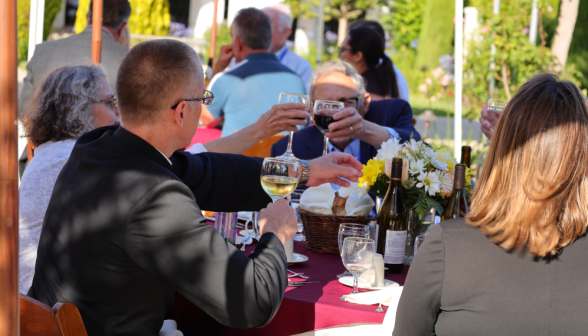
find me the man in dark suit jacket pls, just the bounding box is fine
[272,61,420,164]
[29,40,363,336]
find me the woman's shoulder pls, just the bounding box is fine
[437,217,490,242]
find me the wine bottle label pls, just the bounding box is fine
[384,230,407,264]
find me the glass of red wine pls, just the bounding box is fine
[277,93,310,161]
[312,100,345,156]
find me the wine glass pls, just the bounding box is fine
[277,93,310,161]
[487,99,507,133]
[337,223,370,278]
[260,157,301,202]
[289,191,305,241]
[340,237,375,295]
[313,100,345,156]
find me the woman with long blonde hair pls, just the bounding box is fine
[393,73,588,335]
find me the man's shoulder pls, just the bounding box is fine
[369,98,410,112]
[284,51,311,70]
[227,56,298,80]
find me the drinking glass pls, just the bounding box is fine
[313,100,345,156]
[289,191,305,241]
[260,157,301,202]
[414,235,426,256]
[337,223,370,278]
[277,93,310,161]
[341,237,375,295]
[487,99,507,133]
[244,212,260,240]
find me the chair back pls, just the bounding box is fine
[20,294,88,336]
[242,134,286,158]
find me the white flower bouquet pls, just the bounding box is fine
[358,138,474,219]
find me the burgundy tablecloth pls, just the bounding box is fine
[169,238,409,336]
[189,128,222,148]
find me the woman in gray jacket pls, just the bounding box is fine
[394,73,588,335]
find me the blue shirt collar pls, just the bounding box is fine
[244,52,279,62]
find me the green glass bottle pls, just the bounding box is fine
[376,157,408,274]
[441,164,470,221]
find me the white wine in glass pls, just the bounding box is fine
[260,157,301,202]
[277,93,310,161]
[313,100,345,156]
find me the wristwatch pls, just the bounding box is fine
[299,160,311,186]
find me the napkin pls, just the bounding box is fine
[344,183,375,216]
[159,320,183,336]
[300,183,336,215]
[358,254,384,287]
[342,286,401,306]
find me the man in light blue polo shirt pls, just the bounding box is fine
[203,7,306,137]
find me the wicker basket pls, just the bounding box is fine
[296,208,372,254]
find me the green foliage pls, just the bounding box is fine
[74,0,90,33]
[302,43,339,69]
[204,23,231,62]
[461,0,579,120]
[415,0,454,69]
[283,0,382,21]
[43,0,62,40]
[384,0,424,50]
[567,0,588,89]
[17,0,30,62]
[128,0,171,35]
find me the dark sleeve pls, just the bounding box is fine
[170,151,272,212]
[393,224,444,336]
[125,180,288,329]
[392,102,421,143]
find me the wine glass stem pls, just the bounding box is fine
[286,131,294,155]
[352,274,359,294]
[323,136,329,156]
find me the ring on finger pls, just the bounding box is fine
[350,125,353,132]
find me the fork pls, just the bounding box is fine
[287,269,309,279]
[375,303,385,313]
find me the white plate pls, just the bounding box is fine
[239,229,256,237]
[288,253,308,264]
[338,276,399,290]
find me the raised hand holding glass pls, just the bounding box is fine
[260,157,301,202]
[313,100,345,156]
[277,93,310,160]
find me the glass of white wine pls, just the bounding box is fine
[341,237,375,295]
[260,157,301,202]
[313,100,345,156]
[277,93,310,161]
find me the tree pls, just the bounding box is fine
[566,0,587,88]
[550,0,579,67]
[415,0,454,70]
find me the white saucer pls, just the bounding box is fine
[239,229,256,237]
[338,276,398,290]
[287,253,308,264]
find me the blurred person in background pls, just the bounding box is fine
[344,20,410,102]
[200,7,306,136]
[394,74,588,335]
[271,61,419,163]
[19,65,119,294]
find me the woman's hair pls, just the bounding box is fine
[467,73,588,257]
[24,65,105,147]
[347,27,399,99]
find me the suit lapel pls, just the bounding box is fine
[300,126,325,159]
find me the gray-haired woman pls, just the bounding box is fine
[19,65,119,293]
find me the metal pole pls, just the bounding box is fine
[454,0,464,159]
[529,0,538,45]
[0,0,20,332]
[209,0,219,66]
[316,0,325,65]
[91,0,103,64]
[488,0,500,98]
[27,0,45,61]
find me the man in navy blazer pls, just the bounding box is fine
[272,61,420,164]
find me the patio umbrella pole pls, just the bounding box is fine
[0,0,20,333]
[91,0,103,64]
[454,0,464,159]
[208,0,219,66]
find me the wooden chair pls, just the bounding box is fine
[20,294,88,336]
[242,134,287,158]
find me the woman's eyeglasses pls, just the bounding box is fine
[98,96,117,110]
[171,90,214,109]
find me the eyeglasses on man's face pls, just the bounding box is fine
[338,94,364,109]
[171,90,214,109]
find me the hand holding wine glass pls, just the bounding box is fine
[260,157,301,202]
[313,100,345,156]
[277,93,310,160]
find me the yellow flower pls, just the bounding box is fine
[465,167,475,186]
[358,159,385,188]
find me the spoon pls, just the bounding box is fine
[240,236,252,251]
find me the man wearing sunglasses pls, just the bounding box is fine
[271,60,420,165]
[29,39,364,336]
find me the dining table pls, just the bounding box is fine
[168,225,409,336]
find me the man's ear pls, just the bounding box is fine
[361,92,372,116]
[116,22,128,41]
[173,101,186,128]
[235,36,244,52]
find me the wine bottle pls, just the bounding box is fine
[461,146,472,168]
[376,157,408,274]
[441,164,470,221]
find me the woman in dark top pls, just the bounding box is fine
[339,27,399,100]
[394,73,588,335]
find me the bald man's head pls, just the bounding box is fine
[116,39,203,126]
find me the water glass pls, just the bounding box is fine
[337,223,370,278]
[341,237,375,295]
[414,235,426,256]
